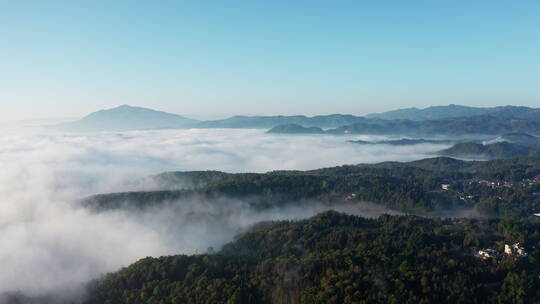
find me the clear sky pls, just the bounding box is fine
[1,1,539,122]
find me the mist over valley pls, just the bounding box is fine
[0,126,448,296]
[3,2,540,301]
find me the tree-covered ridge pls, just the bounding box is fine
[434,133,540,160]
[84,211,540,304]
[81,157,540,218]
[439,141,540,159]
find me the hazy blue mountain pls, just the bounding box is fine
[327,115,540,136]
[366,104,540,121]
[197,114,367,129]
[52,105,199,131]
[266,124,324,134]
[268,115,540,136]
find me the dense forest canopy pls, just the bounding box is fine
[84,211,540,304]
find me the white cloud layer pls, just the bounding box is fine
[0,127,450,295]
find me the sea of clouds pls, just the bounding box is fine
[0,126,451,297]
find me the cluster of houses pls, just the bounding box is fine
[440,184,475,201]
[522,175,540,186]
[477,248,499,260]
[441,174,540,202]
[475,176,540,189]
[441,175,540,192]
[476,180,514,189]
[449,176,540,191]
[476,243,527,260]
[505,243,527,257]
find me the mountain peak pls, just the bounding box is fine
[101,104,153,112]
[54,105,198,131]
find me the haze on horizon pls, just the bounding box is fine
[2,1,540,123]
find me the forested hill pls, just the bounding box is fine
[84,211,540,304]
[439,142,540,159]
[81,157,540,218]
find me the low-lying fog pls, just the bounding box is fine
[0,127,449,296]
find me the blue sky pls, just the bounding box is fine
[1,1,539,121]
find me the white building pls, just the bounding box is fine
[477,248,498,260]
[505,243,527,258]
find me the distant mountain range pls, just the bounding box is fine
[52,105,368,131]
[366,104,540,121]
[198,114,366,129]
[269,116,540,136]
[52,104,540,133]
[335,115,540,136]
